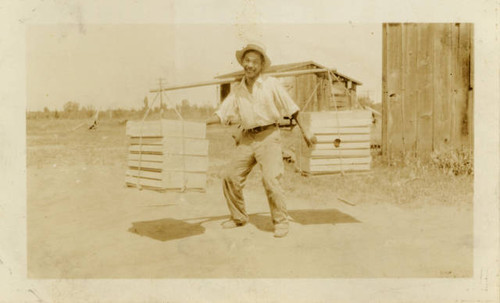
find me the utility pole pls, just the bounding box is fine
[158,78,165,117]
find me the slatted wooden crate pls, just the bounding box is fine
[296,110,372,174]
[125,119,209,191]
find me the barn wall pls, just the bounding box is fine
[382,23,473,160]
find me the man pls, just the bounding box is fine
[206,43,315,238]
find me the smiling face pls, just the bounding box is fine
[242,50,264,81]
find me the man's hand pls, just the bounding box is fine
[291,111,317,148]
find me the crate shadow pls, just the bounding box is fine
[249,208,361,233]
[129,218,205,242]
[129,215,228,242]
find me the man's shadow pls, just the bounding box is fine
[129,209,360,242]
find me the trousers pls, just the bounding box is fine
[222,126,288,226]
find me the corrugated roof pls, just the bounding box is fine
[215,60,362,85]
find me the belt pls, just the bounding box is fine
[244,123,278,134]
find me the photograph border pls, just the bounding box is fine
[1,1,498,302]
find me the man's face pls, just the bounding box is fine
[242,51,263,80]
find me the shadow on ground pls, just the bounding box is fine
[289,209,360,225]
[129,215,227,242]
[250,208,361,233]
[129,218,206,242]
[129,208,359,241]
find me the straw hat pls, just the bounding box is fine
[235,42,271,70]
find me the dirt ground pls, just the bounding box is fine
[26,119,473,278]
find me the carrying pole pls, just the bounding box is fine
[149,68,331,93]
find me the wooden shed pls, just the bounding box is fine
[215,61,362,111]
[382,23,474,160]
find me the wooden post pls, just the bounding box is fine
[159,78,164,117]
[430,24,436,153]
[401,23,406,158]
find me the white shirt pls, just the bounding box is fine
[215,75,300,129]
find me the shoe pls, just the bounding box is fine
[221,220,246,229]
[274,226,289,238]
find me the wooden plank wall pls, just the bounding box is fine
[331,82,350,110]
[279,76,298,104]
[382,23,473,160]
[316,77,330,111]
[296,74,318,110]
[382,24,388,156]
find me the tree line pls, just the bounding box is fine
[27,98,216,121]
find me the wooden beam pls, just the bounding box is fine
[149,68,331,93]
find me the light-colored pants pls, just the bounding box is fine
[222,127,288,227]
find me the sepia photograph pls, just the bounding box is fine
[1,1,499,302]
[26,23,474,279]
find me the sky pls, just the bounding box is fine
[27,23,381,111]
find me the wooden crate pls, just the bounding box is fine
[297,110,372,175]
[125,119,209,191]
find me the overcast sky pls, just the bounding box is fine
[27,23,381,111]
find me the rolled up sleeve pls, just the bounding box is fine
[215,94,239,125]
[272,78,300,117]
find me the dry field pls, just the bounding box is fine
[27,118,473,278]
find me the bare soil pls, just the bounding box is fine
[27,119,473,278]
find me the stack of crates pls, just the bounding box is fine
[125,119,209,191]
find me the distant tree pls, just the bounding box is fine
[43,107,50,118]
[82,105,96,118]
[180,99,190,109]
[62,101,80,118]
[111,108,126,119]
[63,101,80,112]
[178,99,192,117]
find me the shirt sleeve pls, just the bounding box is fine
[214,93,239,125]
[271,77,300,117]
